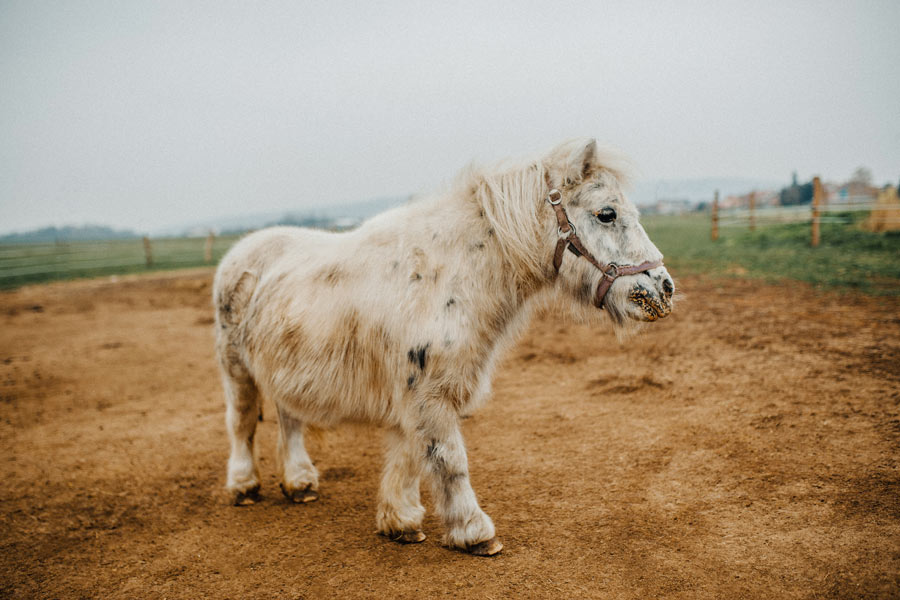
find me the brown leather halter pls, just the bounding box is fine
[546,188,663,309]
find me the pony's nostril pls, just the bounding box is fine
[662,278,674,296]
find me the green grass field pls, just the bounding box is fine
[642,212,900,295]
[1,215,898,294]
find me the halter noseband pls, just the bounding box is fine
[546,188,663,309]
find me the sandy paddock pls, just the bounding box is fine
[1,270,898,599]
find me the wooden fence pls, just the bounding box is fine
[711,183,900,246]
[0,232,238,289]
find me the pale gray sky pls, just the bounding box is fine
[1,0,898,234]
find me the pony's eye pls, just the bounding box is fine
[595,207,617,223]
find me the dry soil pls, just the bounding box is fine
[1,270,898,599]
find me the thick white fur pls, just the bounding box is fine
[213,138,672,550]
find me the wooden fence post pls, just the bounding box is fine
[711,190,719,241]
[204,231,215,263]
[142,236,153,267]
[811,176,822,247]
[748,191,756,231]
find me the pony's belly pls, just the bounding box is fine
[255,361,400,428]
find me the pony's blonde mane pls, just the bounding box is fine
[466,160,546,276]
[455,141,634,277]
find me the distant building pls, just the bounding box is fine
[646,198,694,215]
[817,168,879,205]
[722,189,779,209]
[828,180,878,205]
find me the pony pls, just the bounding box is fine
[212,138,674,555]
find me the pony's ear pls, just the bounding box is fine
[575,138,597,179]
[544,138,598,188]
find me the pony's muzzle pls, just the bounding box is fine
[628,286,668,321]
[627,269,674,321]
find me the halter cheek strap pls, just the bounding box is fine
[546,188,663,309]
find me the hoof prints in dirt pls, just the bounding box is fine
[322,467,356,481]
[518,350,578,364]
[587,374,667,395]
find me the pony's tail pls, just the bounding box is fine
[215,270,258,330]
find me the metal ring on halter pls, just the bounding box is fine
[547,189,562,205]
[557,222,575,238]
[604,263,619,278]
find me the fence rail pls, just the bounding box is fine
[0,233,241,289]
[719,203,899,222]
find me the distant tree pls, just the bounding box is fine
[779,176,813,206]
[850,167,873,186]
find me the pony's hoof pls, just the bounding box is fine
[384,530,427,544]
[231,484,261,506]
[280,482,319,503]
[465,536,503,556]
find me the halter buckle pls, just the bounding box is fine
[547,189,562,205]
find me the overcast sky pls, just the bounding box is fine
[1,0,898,234]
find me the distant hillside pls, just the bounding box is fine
[0,181,789,243]
[164,195,409,236]
[164,182,784,236]
[629,177,785,206]
[0,225,139,244]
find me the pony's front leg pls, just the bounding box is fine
[376,428,426,544]
[418,408,502,556]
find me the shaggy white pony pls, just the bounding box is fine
[213,139,674,555]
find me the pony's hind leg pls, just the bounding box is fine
[222,372,262,505]
[376,428,426,544]
[277,405,319,503]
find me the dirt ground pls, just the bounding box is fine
[1,269,898,599]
